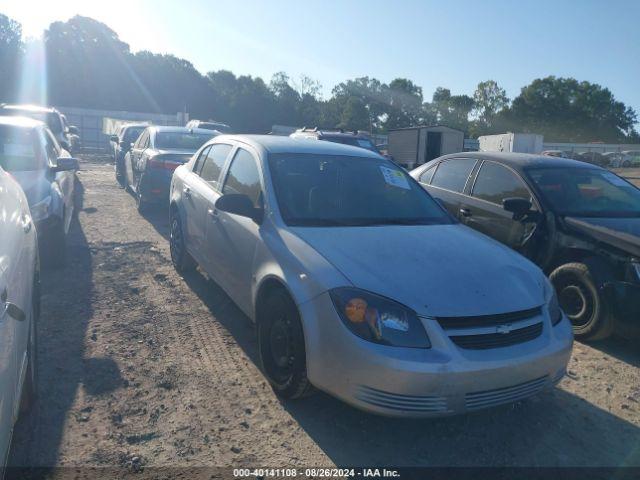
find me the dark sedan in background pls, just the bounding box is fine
[110,123,147,187]
[411,152,640,341]
[123,126,218,211]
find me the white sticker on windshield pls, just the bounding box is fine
[3,143,32,157]
[602,172,630,187]
[380,166,410,190]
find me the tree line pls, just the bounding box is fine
[0,14,637,142]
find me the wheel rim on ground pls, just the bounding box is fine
[262,309,296,386]
[559,283,593,327]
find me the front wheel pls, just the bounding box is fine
[550,261,615,340]
[42,220,67,269]
[257,289,313,399]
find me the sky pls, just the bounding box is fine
[3,0,640,115]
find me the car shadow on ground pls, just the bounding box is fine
[588,336,640,368]
[174,267,640,467]
[7,177,122,471]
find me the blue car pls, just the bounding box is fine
[123,126,218,211]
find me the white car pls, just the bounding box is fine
[0,116,78,268]
[0,166,39,469]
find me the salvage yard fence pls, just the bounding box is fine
[57,106,188,153]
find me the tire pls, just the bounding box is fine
[170,212,196,273]
[115,157,125,188]
[623,160,631,168]
[42,220,67,269]
[257,289,313,399]
[550,260,615,340]
[20,270,39,413]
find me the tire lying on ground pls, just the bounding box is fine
[550,258,615,341]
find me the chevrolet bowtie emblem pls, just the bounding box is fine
[496,324,513,334]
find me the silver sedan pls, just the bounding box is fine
[169,135,573,417]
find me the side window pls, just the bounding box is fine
[193,145,212,174]
[418,165,437,184]
[472,162,532,205]
[134,130,146,149]
[222,148,262,207]
[39,129,58,163]
[143,132,151,149]
[431,158,477,193]
[199,144,233,189]
[45,129,61,156]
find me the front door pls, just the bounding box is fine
[206,147,263,316]
[461,160,537,250]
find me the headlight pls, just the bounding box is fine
[31,195,52,222]
[329,287,431,348]
[544,279,563,326]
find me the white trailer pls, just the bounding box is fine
[478,133,544,154]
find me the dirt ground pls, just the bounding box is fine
[6,156,640,475]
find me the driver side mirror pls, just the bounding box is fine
[503,197,533,221]
[215,193,263,224]
[53,156,79,172]
[110,135,119,143]
[68,126,79,135]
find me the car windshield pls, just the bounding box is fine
[268,153,452,226]
[0,126,41,171]
[4,109,63,134]
[155,132,213,150]
[528,167,640,217]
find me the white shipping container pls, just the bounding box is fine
[479,133,544,154]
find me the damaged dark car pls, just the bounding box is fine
[411,152,640,340]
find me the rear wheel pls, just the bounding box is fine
[550,260,615,340]
[623,160,631,168]
[257,289,313,399]
[170,212,195,273]
[115,158,125,188]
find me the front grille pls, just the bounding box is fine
[436,307,542,329]
[450,322,543,349]
[466,376,548,411]
[356,386,448,413]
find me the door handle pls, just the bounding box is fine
[22,214,32,233]
[183,187,191,198]
[459,208,472,217]
[207,208,219,221]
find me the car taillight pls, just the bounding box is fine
[148,158,164,169]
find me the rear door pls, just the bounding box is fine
[461,160,538,249]
[42,128,75,232]
[185,143,233,271]
[423,158,478,217]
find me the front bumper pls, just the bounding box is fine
[299,292,573,417]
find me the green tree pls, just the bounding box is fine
[384,78,423,130]
[506,76,637,142]
[0,14,23,102]
[472,80,509,130]
[430,87,474,132]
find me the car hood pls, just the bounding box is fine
[564,216,640,257]
[291,224,545,317]
[10,170,50,205]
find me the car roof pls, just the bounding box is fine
[216,134,382,158]
[0,115,44,129]
[1,104,58,114]
[433,151,601,172]
[147,126,217,135]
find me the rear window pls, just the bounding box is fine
[123,127,145,144]
[3,109,63,134]
[155,132,214,150]
[0,126,42,171]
